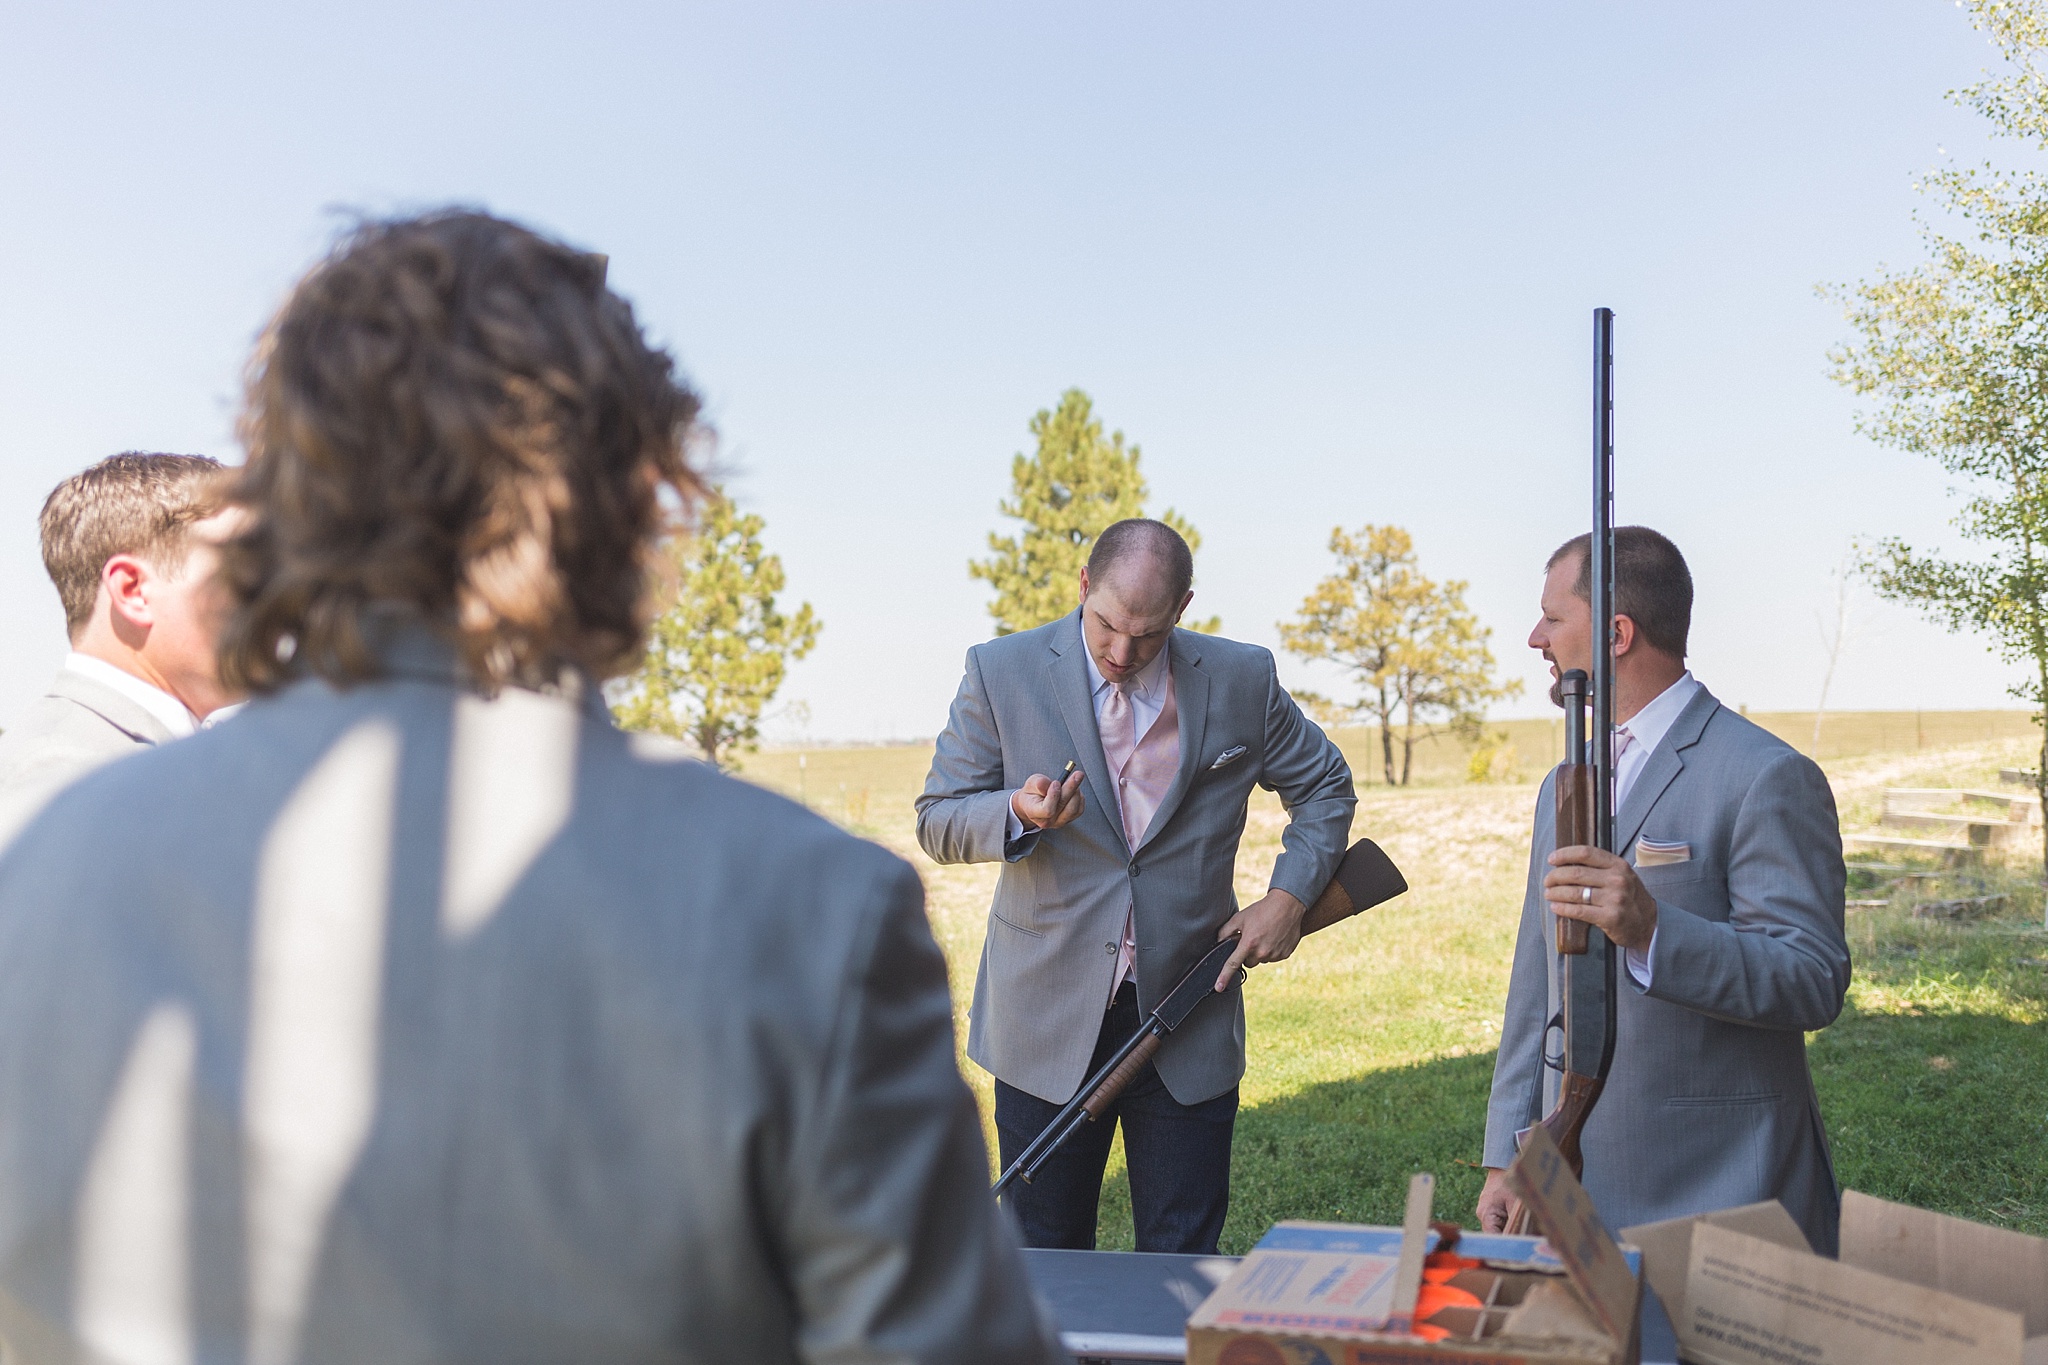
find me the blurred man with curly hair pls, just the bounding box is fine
[0,211,1058,1365]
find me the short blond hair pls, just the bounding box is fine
[221,210,703,693]
[39,453,226,634]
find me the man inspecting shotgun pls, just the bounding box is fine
[918,518,1355,1255]
[1478,527,1852,1254]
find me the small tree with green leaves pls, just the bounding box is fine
[1827,0,2048,879]
[612,489,820,770]
[970,388,1218,634]
[1279,524,1519,786]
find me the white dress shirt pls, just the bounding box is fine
[1612,670,1700,987]
[62,652,197,738]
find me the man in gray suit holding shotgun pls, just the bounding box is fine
[919,519,1355,1255]
[1477,527,1850,1254]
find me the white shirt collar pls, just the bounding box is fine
[62,652,198,739]
[1617,670,1700,758]
[1081,630,1170,701]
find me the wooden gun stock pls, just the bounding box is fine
[1300,838,1408,936]
[1503,1070,1606,1236]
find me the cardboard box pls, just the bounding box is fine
[1624,1191,2048,1365]
[1185,1128,1642,1364]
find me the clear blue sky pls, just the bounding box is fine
[0,2,2024,740]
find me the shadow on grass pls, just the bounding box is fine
[1091,999,2048,1252]
[1093,1051,1499,1256]
[1090,893,2048,1253]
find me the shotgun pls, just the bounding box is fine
[1507,308,1620,1234]
[992,837,1408,1200]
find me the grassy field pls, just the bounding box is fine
[1324,708,2039,787]
[740,710,2048,1253]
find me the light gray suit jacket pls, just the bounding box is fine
[916,611,1355,1106]
[0,669,175,840]
[0,636,1059,1365]
[1483,687,1851,1254]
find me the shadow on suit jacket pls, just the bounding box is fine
[0,633,1061,1365]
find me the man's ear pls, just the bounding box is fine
[1174,589,1193,625]
[1611,613,1639,658]
[1077,566,1092,605]
[102,554,154,630]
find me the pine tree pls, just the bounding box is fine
[612,489,820,770]
[969,389,1216,634]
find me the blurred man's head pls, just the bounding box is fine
[220,210,704,694]
[40,452,240,717]
[1530,525,1692,709]
[1077,518,1195,684]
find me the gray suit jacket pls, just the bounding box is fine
[0,637,1059,1365]
[0,670,175,839]
[916,611,1355,1106]
[1483,687,1851,1254]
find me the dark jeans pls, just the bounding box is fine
[995,982,1238,1254]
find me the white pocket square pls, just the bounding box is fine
[1634,838,1691,867]
[1208,745,1248,771]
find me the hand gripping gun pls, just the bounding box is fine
[991,838,1409,1200]
[1507,308,1620,1234]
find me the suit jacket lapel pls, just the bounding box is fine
[1614,686,1721,855]
[1047,612,1127,854]
[47,670,176,745]
[1134,631,1209,856]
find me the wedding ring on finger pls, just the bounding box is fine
[1581,886,1592,905]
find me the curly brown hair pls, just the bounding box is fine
[221,210,704,693]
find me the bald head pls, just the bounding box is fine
[1077,519,1195,685]
[1086,519,1193,615]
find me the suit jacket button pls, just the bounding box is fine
[1105,942,1116,953]
[1130,863,1141,877]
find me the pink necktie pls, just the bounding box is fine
[1100,678,1179,999]
[1611,727,1634,811]
[1100,686,1136,826]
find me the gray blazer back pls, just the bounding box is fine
[1483,687,1851,1253]
[0,643,1058,1364]
[916,612,1354,1106]
[0,670,175,840]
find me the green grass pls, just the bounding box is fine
[1814,884,2048,1230]
[735,715,2048,1252]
